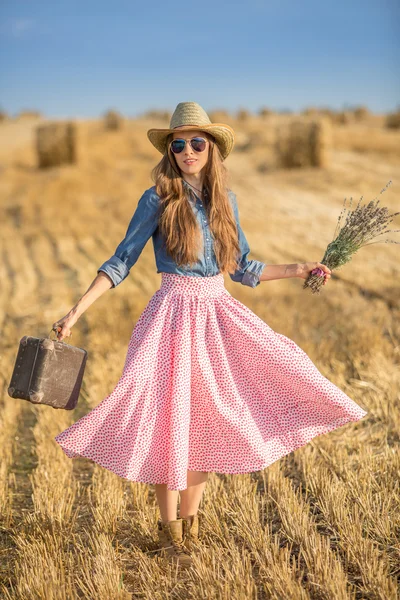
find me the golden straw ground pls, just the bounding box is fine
[0,111,399,598]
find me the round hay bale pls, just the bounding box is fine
[0,110,8,123]
[142,109,170,120]
[17,110,42,119]
[333,110,353,125]
[208,110,231,122]
[103,109,123,130]
[36,121,77,169]
[302,108,337,122]
[275,118,332,169]
[233,131,252,152]
[386,110,400,129]
[258,107,273,117]
[320,109,339,123]
[237,108,250,121]
[309,118,332,167]
[353,105,370,121]
[302,107,319,117]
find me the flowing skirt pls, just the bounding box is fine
[54,272,368,490]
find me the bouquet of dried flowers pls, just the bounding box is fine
[303,180,400,294]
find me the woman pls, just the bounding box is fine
[53,101,368,569]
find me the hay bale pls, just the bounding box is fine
[208,110,231,121]
[237,108,250,121]
[386,110,400,129]
[159,110,171,121]
[233,131,252,152]
[333,110,353,125]
[353,105,370,121]
[141,109,170,121]
[0,110,8,122]
[36,121,77,169]
[236,128,271,152]
[302,107,320,117]
[17,110,42,119]
[275,118,332,168]
[103,109,123,130]
[320,109,339,122]
[302,108,338,123]
[258,107,273,117]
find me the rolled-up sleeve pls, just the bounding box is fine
[228,191,266,288]
[97,188,160,288]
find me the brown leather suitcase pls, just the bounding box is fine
[8,328,88,410]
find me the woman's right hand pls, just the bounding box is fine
[52,308,80,341]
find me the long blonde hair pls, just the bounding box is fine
[150,131,242,275]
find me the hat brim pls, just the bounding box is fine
[147,123,235,161]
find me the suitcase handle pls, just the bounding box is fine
[49,326,73,342]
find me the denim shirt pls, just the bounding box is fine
[97,182,266,288]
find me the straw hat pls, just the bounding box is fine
[147,101,235,161]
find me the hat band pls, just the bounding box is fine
[173,124,205,129]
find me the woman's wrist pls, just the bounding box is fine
[260,263,300,282]
[285,263,301,279]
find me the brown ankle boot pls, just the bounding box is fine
[181,514,200,552]
[157,518,193,568]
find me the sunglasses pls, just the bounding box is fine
[170,137,209,154]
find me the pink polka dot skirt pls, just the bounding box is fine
[54,272,368,491]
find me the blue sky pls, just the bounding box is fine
[0,0,399,118]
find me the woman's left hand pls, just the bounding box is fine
[297,262,332,285]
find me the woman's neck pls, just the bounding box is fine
[182,174,204,193]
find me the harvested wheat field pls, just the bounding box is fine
[0,110,399,599]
